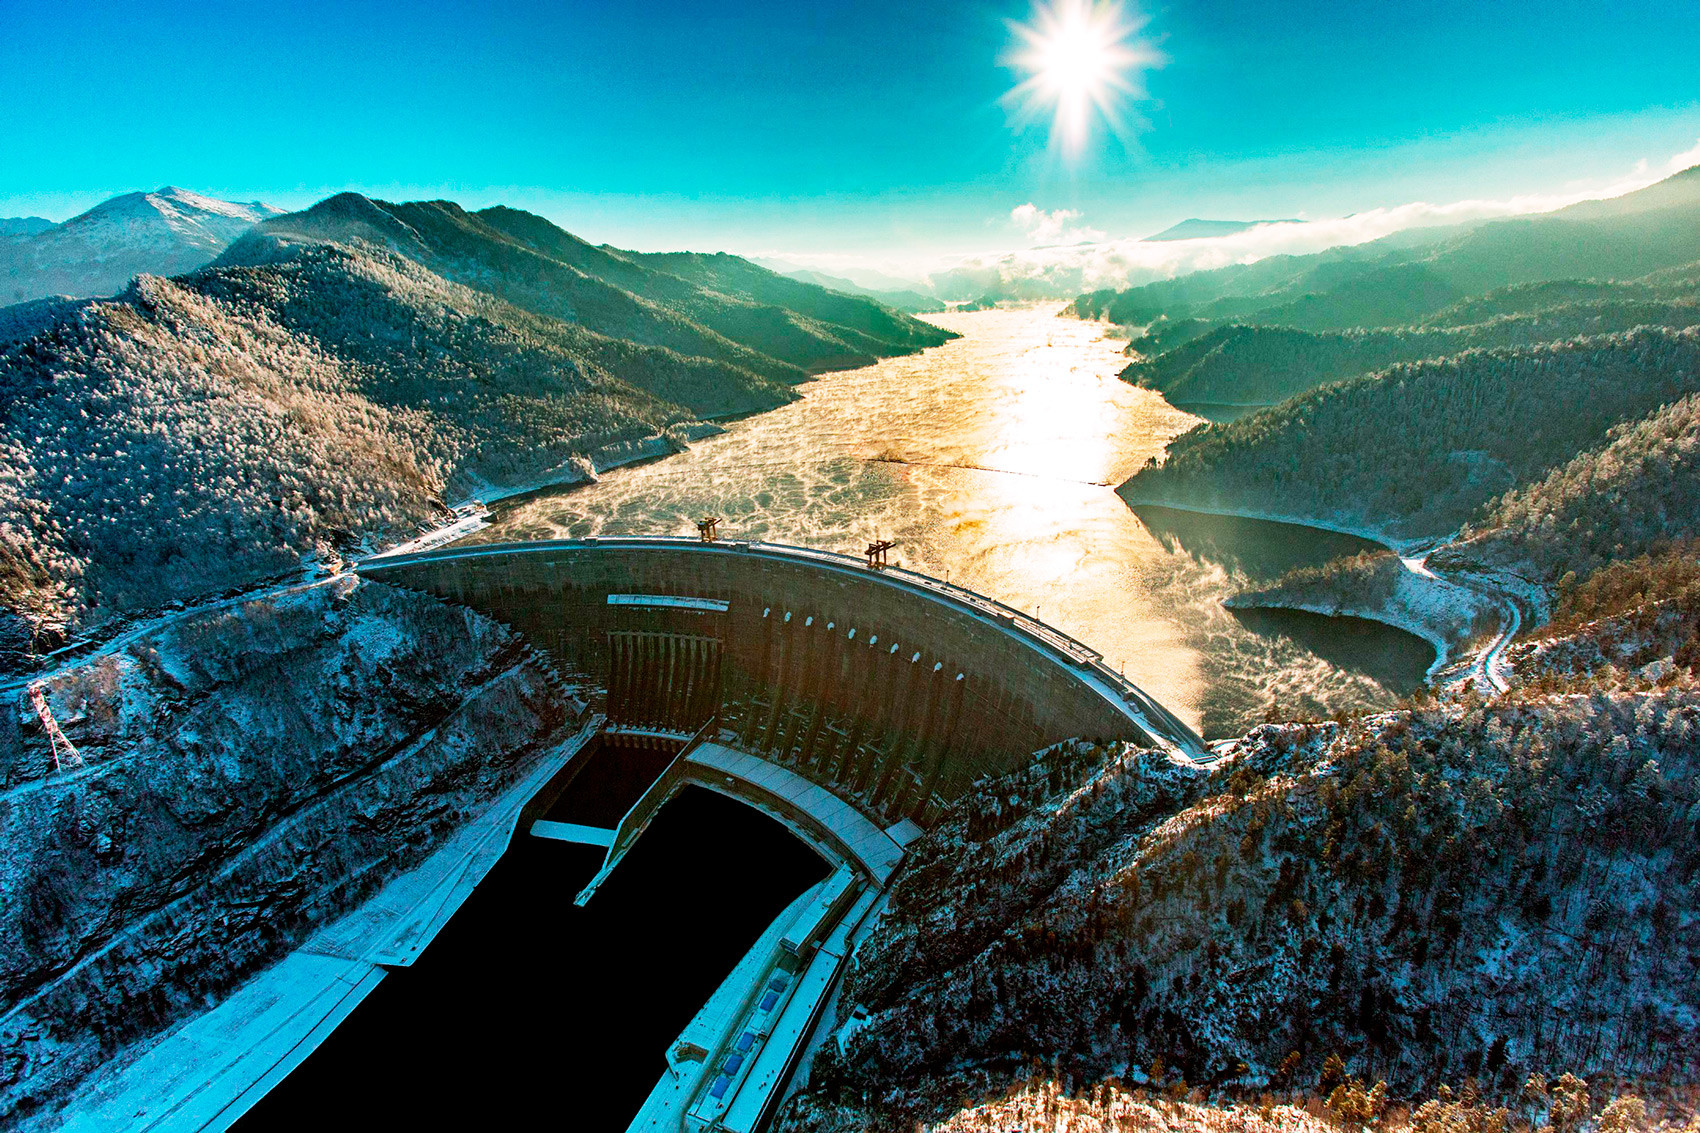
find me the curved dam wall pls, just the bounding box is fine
[363,538,1197,822]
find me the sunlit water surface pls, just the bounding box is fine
[477,307,1431,738]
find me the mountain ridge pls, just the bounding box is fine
[0,192,956,647]
[1073,166,1700,327]
[1142,217,1305,242]
[239,194,954,381]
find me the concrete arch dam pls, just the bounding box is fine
[362,537,1204,824]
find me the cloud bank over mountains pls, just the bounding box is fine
[757,139,1700,302]
[931,141,1700,298]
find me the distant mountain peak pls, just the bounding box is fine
[1142,217,1303,242]
[2,186,285,304]
[0,216,53,238]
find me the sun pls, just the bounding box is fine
[1005,0,1159,156]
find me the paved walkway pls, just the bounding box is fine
[684,743,909,885]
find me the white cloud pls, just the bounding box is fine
[1010,203,1105,245]
[1668,136,1700,173]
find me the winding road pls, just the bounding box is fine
[1402,548,1520,695]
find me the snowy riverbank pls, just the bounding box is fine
[1224,553,1499,679]
[1122,495,1524,687]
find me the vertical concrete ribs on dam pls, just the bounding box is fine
[607,630,723,734]
[359,539,1186,823]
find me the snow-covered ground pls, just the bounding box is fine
[2,580,587,1122]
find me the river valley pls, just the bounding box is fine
[477,306,1433,739]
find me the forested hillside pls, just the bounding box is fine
[244,194,953,380]
[1118,328,1700,541]
[0,192,958,656]
[1449,392,1700,584]
[783,686,1700,1130]
[1506,545,1700,695]
[0,296,88,346]
[478,206,951,352]
[0,240,752,643]
[1418,277,1685,326]
[1124,297,1700,406]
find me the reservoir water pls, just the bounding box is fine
[478,306,1432,739]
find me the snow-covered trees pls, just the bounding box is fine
[1458,394,1700,583]
[0,242,773,643]
[799,688,1700,1129]
[0,196,957,650]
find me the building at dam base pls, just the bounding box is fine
[618,743,922,1133]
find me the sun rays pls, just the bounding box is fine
[1004,0,1163,157]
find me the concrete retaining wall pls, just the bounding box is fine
[363,539,1176,821]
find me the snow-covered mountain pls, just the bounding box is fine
[1141,216,1304,241]
[0,186,282,304]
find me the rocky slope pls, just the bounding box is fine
[0,577,582,1121]
[0,187,281,305]
[782,683,1699,1130]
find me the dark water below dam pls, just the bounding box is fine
[545,737,681,826]
[233,787,828,1131]
[474,307,1436,739]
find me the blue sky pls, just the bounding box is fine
[3,0,1698,271]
